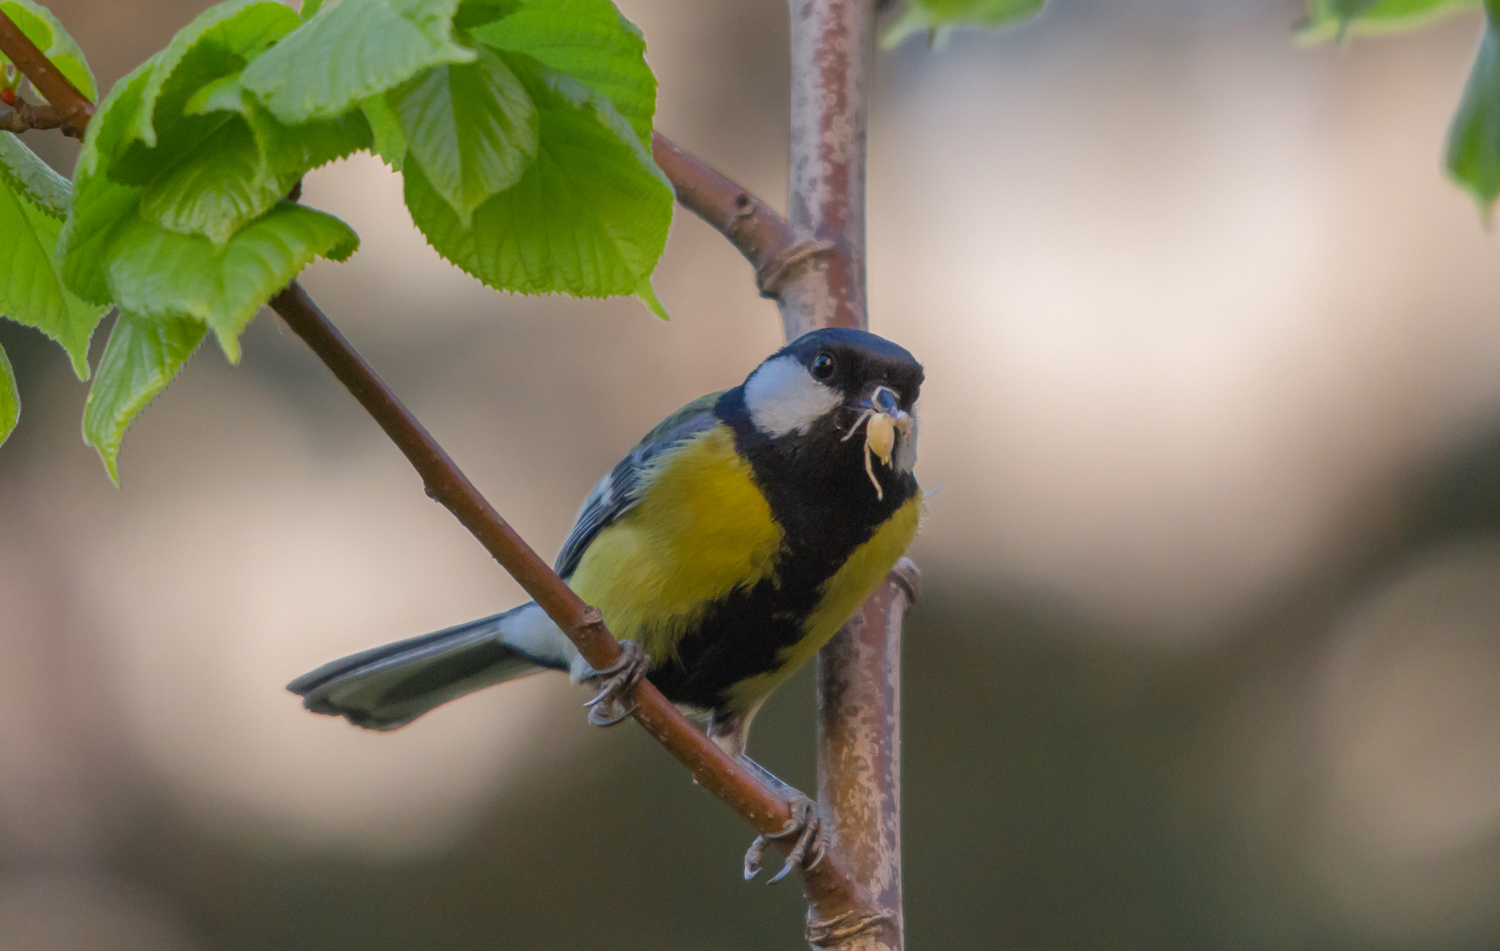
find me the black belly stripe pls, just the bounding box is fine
[640,386,918,714]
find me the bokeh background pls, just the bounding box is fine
[4,0,1500,947]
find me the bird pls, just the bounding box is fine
[288,326,923,880]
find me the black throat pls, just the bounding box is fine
[715,386,917,578]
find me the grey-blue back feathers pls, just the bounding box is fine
[553,391,725,579]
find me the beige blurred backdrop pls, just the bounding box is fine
[3,0,1500,948]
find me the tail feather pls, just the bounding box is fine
[289,603,570,730]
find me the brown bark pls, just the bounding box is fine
[0,9,92,135]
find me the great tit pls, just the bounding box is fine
[290,327,923,775]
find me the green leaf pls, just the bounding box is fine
[392,44,537,225]
[0,135,108,378]
[0,0,97,102]
[241,0,476,124]
[301,0,325,19]
[136,114,291,243]
[453,0,523,29]
[0,342,17,448]
[404,57,671,299]
[188,73,372,182]
[82,310,205,484]
[118,0,301,154]
[362,94,407,169]
[1447,1,1500,215]
[97,1,303,242]
[1298,0,1479,41]
[0,126,69,215]
[634,276,668,320]
[882,0,1045,47]
[61,59,154,305]
[473,0,655,145]
[103,202,358,362]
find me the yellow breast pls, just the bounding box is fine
[566,424,784,659]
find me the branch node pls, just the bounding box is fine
[890,556,920,604]
[805,908,897,947]
[574,606,606,636]
[0,96,77,137]
[755,239,838,299]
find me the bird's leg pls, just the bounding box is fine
[736,754,827,884]
[581,640,651,727]
[709,715,827,885]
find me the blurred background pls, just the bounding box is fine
[4,0,1500,947]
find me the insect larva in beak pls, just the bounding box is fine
[861,412,901,500]
[866,412,897,465]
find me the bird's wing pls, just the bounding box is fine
[554,390,728,579]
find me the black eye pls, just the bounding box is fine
[811,352,836,381]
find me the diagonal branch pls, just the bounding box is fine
[265,284,882,926]
[0,9,92,135]
[0,11,885,931]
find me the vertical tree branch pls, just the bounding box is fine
[813,559,917,949]
[784,3,909,950]
[781,0,872,340]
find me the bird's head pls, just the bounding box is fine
[741,328,923,499]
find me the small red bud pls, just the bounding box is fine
[0,88,16,106]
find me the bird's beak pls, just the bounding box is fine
[861,385,911,467]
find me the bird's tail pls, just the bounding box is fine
[288,602,573,730]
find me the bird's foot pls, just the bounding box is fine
[743,793,827,885]
[582,640,651,727]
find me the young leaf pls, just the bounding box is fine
[362,94,407,169]
[99,1,304,241]
[882,0,1045,47]
[188,72,373,184]
[391,44,537,225]
[0,341,17,448]
[1447,0,1500,215]
[82,310,206,483]
[136,114,291,243]
[103,203,359,363]
[473,0,655,145]
[61,59,154,305]
[117,0,301,154]
[0,135,107,378]
[1298,0,1478,41]
[404,58,671,300]
[240,0,476,125]
[0,0,97,102]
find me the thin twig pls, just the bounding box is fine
[0,95,71,135]
[650,132,840,299]
[0,9,93,135]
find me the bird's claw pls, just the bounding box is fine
[743,796,826,885]
[582,640,650,727]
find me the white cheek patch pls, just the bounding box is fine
[744,355,842,437]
